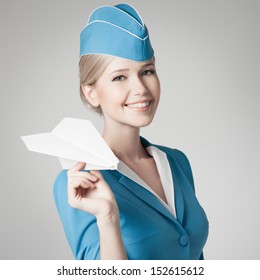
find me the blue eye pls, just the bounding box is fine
[112,75,126,82]
[142,69,155,76]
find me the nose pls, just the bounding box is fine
[131,76,148,96]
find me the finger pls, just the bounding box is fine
[69,175,96,188]
[67,162,86,175]
[68,179,93,206]
[76,186,87,198]
[69,171,98,182]
[68,177,95,189]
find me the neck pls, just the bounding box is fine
[102,120,149,163]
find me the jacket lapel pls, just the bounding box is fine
[141,136,185,224]
[166,154,185,224]
[118,174,177,224]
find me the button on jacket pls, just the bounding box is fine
[53,137,209,260]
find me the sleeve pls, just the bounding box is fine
[53,170,101,259]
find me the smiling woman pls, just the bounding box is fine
[53,3,209,260]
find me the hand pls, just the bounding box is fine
[67,162,119,223]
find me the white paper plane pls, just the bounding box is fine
[21,117,119,170]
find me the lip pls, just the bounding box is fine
[124,99,152,112]
[124,99,151,106]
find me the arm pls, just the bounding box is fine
[97,212,127,260]
[67,162,127,260]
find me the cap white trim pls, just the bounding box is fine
[86,20,149,41]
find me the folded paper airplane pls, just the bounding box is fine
[21,117,119,170]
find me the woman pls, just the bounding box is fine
[53,3,209,260]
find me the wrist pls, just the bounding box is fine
[96,206,120,228]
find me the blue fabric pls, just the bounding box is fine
[80,4,154,61]
[53,137,209,260]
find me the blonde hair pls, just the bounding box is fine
[79,54,115,114]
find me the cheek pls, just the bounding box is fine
[151,79,161,99]
[97,87,127,110]
[156,76,161,91]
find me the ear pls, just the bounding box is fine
[81,84,100,108]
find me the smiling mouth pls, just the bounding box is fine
[125,101,150,108]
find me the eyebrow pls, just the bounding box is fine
[110,68,129,75]
[110,62,155,76]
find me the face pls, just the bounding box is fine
[86,57,160,129]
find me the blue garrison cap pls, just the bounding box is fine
[80,4,154,61]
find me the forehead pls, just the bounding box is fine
[105,57,155,73]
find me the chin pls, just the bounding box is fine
[128,115,155,128]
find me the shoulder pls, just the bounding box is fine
[157,144,195,190]
[160,145,192,168]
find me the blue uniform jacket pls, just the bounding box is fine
[53,137,209,259]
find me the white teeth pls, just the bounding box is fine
[126,101,150,108]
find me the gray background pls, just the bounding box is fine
[0,0,259,259]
